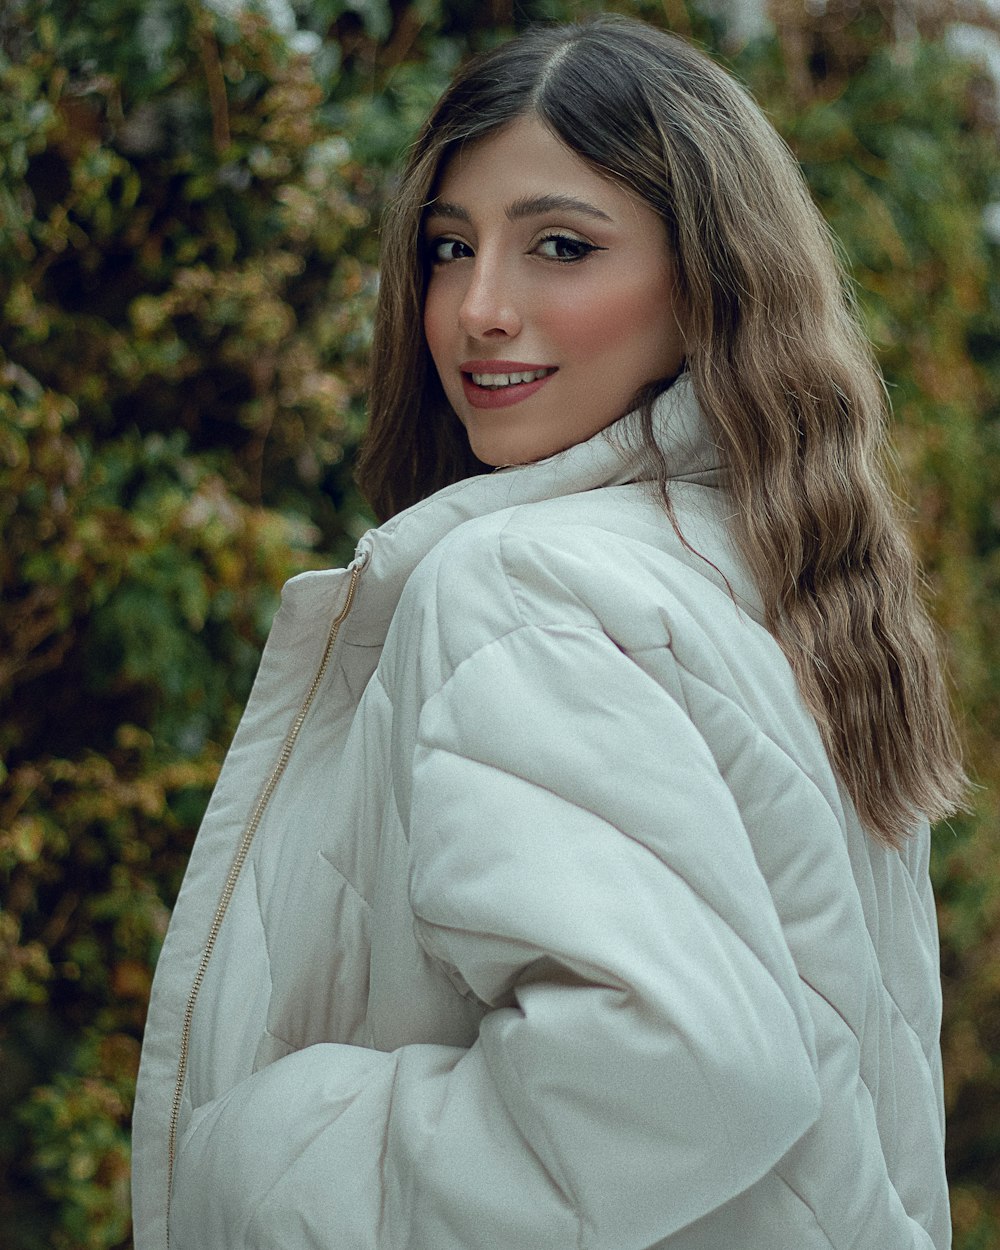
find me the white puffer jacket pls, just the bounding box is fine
[132,378,950,1250]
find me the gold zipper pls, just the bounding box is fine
[164,557,365,1241]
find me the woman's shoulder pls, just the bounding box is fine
[429,479,754,610]
[392,479,763,677]
[386,478,834,806]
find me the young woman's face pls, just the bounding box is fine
[422,114,687,466]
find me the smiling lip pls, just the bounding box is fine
[460,360,558,410]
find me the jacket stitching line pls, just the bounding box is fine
[493,510,665,636]
[661,668,939,1145]
[668,664,933,1047]
[493,517,744,666]
[478,1038,589,1250]
[411,626,874,1091]
[881,978,937,1058]
[412,629,823,1210]
[770,1171,838,1249]
[415,621,609,720]
[624,642,694,716]
[798,975,865,1056]
[497,510,533,628]
[672,664,845,834]
[409,739,805,1028]
[377,1054,404,1250]
[373,619,534,710]
[241,1082,382,1241]
[661,667,907,1116]
[317,847,373,909]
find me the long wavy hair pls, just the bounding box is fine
[357,15,968,845]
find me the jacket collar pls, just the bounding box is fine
[349,375,723,636]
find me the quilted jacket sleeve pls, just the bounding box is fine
[168,538,822,1250]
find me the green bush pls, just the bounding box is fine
[1,2,997,1245]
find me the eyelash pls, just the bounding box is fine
[428,237,473,264]
[427,232,602,266]
[534,232,603,262]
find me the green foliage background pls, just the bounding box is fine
[1,0,997,1245]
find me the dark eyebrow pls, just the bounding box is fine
[424,194,613,225]
[507,193,613,223]
[424,199,471,223]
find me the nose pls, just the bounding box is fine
[457,255,522,340]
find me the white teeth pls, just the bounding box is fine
[471,368,552,388]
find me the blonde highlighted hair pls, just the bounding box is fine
[358,15,968,844]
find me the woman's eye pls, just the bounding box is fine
[428,237,473,264]
[534,234,599,262]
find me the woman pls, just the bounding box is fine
[132,16,967,1250]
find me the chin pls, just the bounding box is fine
[466,429,571,469]
[470,443,538,469]
[464,432,520,468]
